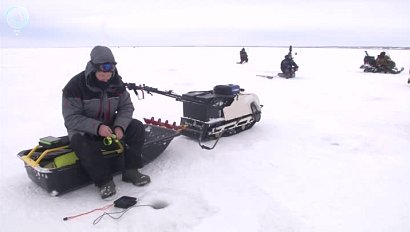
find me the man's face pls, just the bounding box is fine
[95,71,112,82]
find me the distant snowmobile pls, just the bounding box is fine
[360,51,404,74]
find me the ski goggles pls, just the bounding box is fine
[96,63,116,72]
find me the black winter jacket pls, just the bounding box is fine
[281,58,298,73]
[62,62,134,140]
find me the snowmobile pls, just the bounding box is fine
[125,83,263,150]
[360,51,404,74]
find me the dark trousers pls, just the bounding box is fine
[70,119,145,187]
[240,57,248,64]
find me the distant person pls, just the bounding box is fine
[62,45,150,199]
[280,55,299,78]
[239,48,248,64]
[376,51,397,73]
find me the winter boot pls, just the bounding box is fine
[122,169,151,186]
[99,180,116,199]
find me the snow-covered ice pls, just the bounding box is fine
[0,47,409,232]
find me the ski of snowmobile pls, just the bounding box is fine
[364,66,404,74]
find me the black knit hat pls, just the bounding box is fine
[90,46,117,64]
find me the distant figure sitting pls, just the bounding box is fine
[280,55,299,78]
[239,48,248,64]
[376,52,397,73]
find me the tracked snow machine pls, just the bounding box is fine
[126,83,263,149]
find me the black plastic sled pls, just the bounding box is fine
[17,124,179,196]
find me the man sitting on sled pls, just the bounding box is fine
[62,46,151,199]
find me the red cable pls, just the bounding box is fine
[63,203,114,221]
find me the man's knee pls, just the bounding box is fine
[124,119,145,142]
[127,119,144,133]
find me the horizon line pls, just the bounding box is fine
[1,45,409,50]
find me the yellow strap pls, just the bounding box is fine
[35,146,70,165]
[20,145,70,168]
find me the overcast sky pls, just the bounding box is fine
[1,0,409,47]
